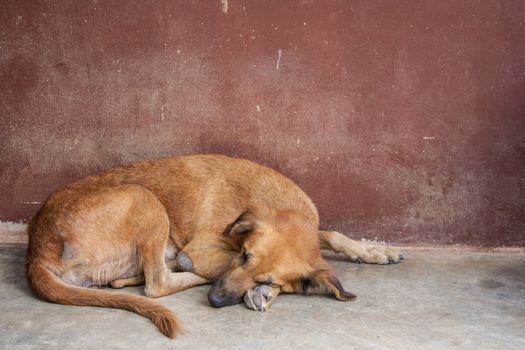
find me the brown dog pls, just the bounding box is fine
[26,154,402,338]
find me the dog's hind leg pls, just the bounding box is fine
[318,230,403,264]
[110,275,145,289]
[112,247,181,289]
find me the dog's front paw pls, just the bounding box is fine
[356,245,404,264]
[244,285,279,312]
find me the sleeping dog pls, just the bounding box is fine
[26,154,402,338]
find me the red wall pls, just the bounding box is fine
[1,1,524,246]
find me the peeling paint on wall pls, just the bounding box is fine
[275,49,282,70]
[221,0,229,14]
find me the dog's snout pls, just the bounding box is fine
[208,281,243,308]
[207,291,228,308]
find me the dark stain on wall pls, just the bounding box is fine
[1,0,524,246]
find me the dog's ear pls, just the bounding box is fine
[223,211,256,237]
[307,257,356,301]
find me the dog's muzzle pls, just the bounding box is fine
[207,279,244,308]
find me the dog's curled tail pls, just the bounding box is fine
[26,262,178,338]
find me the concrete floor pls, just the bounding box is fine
[0,244,524,350]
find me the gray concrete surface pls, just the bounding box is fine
[0,244,523,350]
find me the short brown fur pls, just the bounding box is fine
[26,154,401,338]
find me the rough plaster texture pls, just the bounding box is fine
[0,244,524,349]
[1,1,524,246]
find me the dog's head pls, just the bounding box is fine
[207,208,356,308]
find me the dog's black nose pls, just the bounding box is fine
[207,283,243,308]
[208,290,229,308]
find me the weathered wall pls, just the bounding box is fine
[1,0,524,246]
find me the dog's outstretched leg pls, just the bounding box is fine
[318,230,403,264]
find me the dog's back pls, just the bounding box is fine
[60,154,319,245]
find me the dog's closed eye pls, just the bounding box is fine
[255,274,280,287]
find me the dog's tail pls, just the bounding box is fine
[26,261,179,338]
